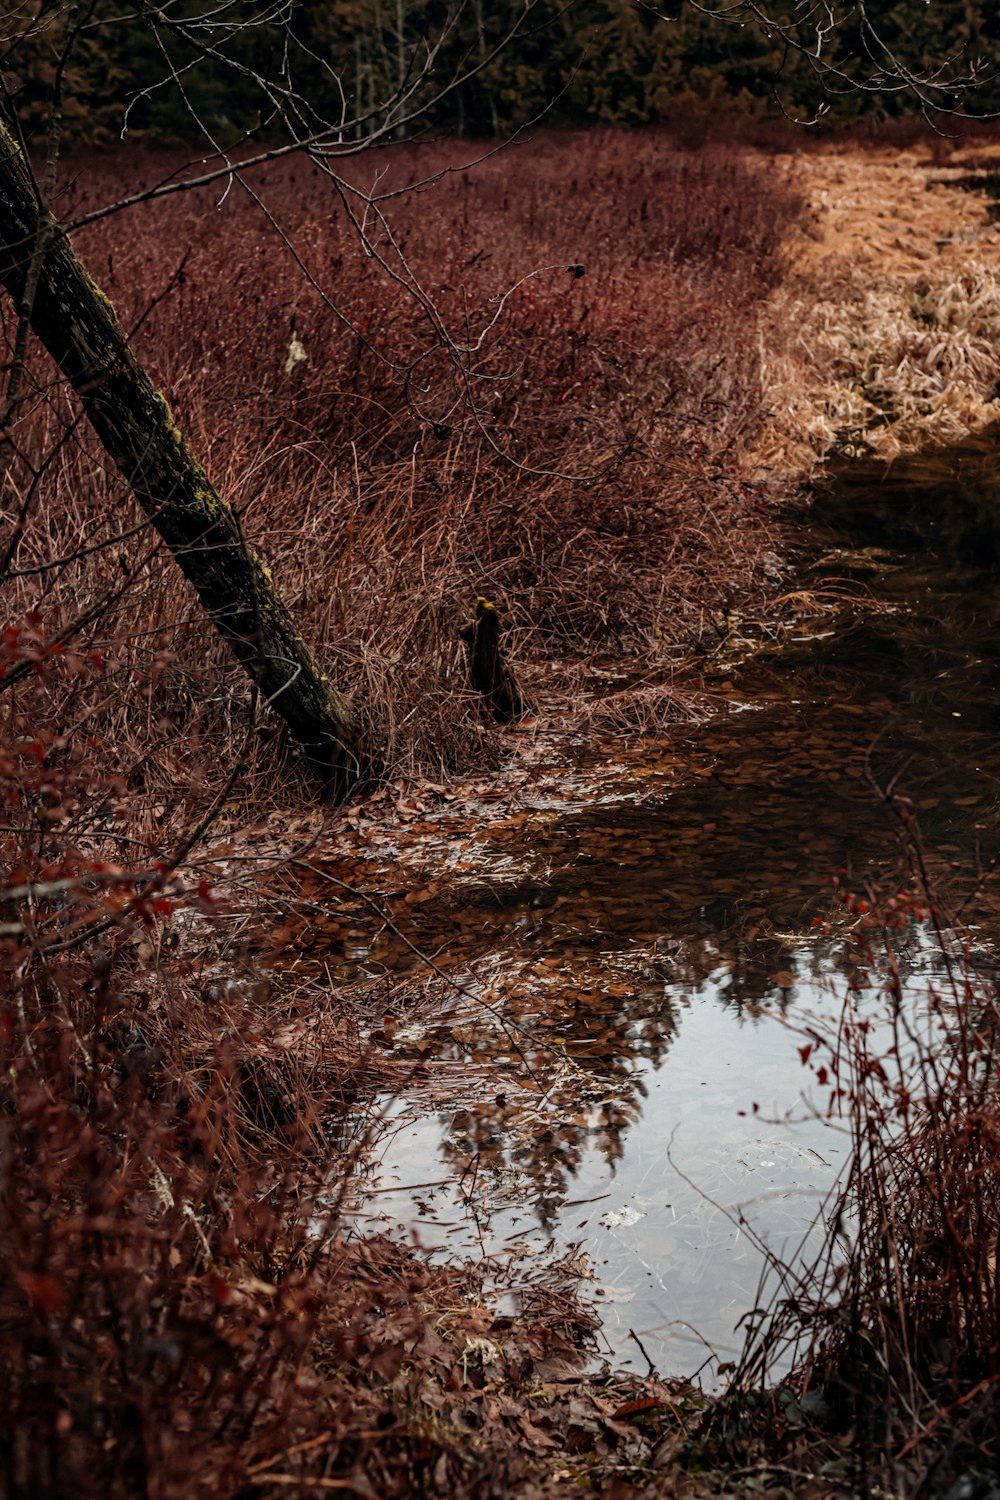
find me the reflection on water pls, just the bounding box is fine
[311,433,1000,1379]
[352,939,954,1376]
[359,980,845,1373]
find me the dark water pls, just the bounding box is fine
[319,433,1000,1380]
[943,170,1000,222]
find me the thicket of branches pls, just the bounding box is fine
[5,1,1000,1495]
[0,93,805,1500]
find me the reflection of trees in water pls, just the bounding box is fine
[711,930,808,1010]
[432,976,680,1225]
[303,863,975,1228]
[425,916,942,1224]
[427,919,850,1221]
[440,1096,647,1230]
[298,842,961,1224]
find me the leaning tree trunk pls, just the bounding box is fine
[0,122,361,798]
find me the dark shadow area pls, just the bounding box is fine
[301,431,1000,1229]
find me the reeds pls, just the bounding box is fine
[722,825,1000,1491]
[1,130,803,828]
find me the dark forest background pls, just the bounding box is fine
[7,0,1000,148]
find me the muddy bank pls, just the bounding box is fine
[243,427,1000,1390]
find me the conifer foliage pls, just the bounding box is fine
[6,0,1000,149]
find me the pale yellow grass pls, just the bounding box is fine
[756,142,1000,477]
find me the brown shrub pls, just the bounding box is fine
[2,130,802,821]
[0,135,804,1493]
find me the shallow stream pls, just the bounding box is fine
[308,434,1000,1379]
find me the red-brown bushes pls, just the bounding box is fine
[0,882,611,1498]
[0,131,801,813]
[721,849,1000,1491]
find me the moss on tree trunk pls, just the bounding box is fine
[0,122,361,798]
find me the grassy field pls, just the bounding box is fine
[10,132,800,800]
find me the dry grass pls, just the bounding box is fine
[764,265,1000,470]
[1,130,803,834]
[753,136,1000,477]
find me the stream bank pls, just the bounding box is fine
[265,427,1000,1392]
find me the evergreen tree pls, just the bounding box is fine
[5,1,1000,150]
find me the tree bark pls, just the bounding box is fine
[0,121,362,798]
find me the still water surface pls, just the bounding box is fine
[322,436,1000,1378]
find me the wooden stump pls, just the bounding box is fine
[459,598,531,724]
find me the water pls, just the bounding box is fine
[305,432,1000,1381]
